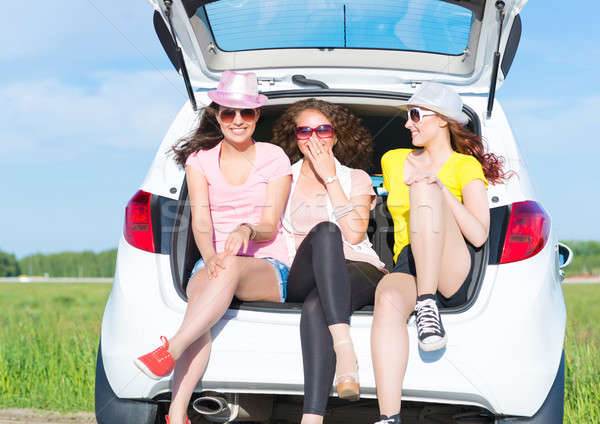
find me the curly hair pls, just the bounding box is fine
[271,99,373,170]
[445,118,512,184]
[171,102,224,167]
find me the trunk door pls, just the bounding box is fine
[149,0,526,93]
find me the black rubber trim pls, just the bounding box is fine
[443,0,486,21]
[169,180,192,301]
[153,11,180,73]
[150,194,162,254]
[488,205,510,265]
[182,0,218,17]
[149,194,179,255]
[501,14,522,79]
[95,341,158,424]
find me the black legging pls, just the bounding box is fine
[286,221,384,415]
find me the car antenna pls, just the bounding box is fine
[487,1,505,119]
[163,0,198,111]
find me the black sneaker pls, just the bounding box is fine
[415,294,447,351]
[374,413,402,423]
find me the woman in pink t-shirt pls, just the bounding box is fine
[134,71,292,424]
[272,99,386,424]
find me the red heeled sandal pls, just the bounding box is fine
[165,414,191,424]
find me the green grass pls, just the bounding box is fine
[0,283,111,412]
[564,284,600,423]
[0,283,598,420]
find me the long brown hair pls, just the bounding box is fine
[271,99,373,170]
[171,102,223,166]
[445,119,511,184]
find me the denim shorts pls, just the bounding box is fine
[190,256,289,303]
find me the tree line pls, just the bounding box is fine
[0,249,117,278]
[563,240,600,276]
[1,241,600,278]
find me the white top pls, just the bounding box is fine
[282,159,384,269]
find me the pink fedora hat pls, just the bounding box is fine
[207,70,267,109]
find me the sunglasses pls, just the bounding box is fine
[295,125,334,140]
[218,108,258,123]
[407,107,436,124]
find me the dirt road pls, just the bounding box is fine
[0,410,95,424]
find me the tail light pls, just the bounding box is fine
[500,201,550,264]
[124,190,156,252]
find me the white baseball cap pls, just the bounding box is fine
[398,82,469,125]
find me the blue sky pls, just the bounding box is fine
[1,0,598,258]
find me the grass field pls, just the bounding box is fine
[563,284,600,422]
[0,283,598,421]
[0,283,111,412]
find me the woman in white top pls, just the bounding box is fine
[272,99,386,424]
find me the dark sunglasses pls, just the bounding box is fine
[218,108,258,123]
[295,124,334,140]
[407,107,436,124]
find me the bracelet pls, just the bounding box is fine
[324,175,338,184]
[333,203,356,220]
[238,223,256,240]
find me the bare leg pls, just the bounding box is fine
[409,181,443,296]
[301,414,324,424]
[371,273,417,417]
[372,183,473,417]
[437,193,471,298]
[166,257,280,424]
[168,333,211,424]
[168,256,280,359]
[328,323,357,384]
[409,181,470,297]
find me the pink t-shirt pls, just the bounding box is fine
[185,141,292,265]
[290,169,385,270]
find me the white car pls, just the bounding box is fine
[95,1,571,423]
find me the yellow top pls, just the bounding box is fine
[382,148,489,262]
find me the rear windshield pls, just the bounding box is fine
[203,0,473,55]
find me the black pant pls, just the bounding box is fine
[286,222,384,415]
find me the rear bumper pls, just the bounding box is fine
[100,237,565,417]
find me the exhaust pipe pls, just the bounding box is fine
[192,394,239,423]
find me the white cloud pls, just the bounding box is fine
[0,69,185,158]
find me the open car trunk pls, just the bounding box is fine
[170,91,493,313]
[150,0,526,95]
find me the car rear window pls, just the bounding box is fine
[203,0,473,55]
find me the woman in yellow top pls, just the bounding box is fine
[371,82,508,424]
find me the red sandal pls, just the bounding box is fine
[165,415,191,424]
